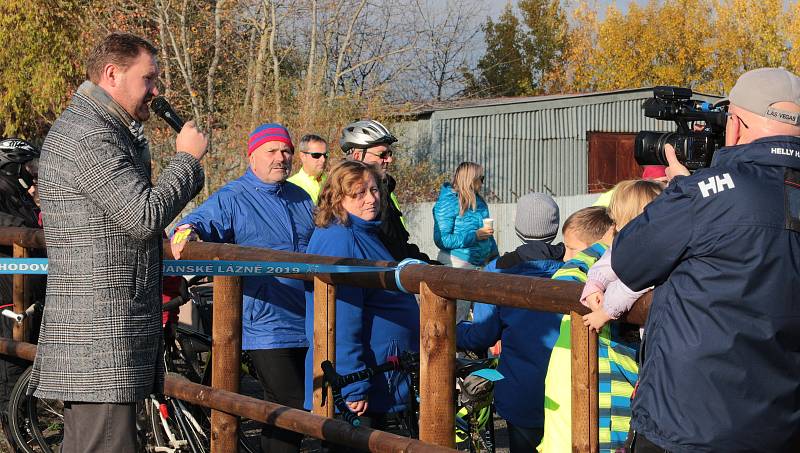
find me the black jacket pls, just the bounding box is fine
[613,136,800,452]
[494,240,565,270]
[0,176,38,231]
[378,174,432,263]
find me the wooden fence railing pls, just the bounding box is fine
[0,226,651,452]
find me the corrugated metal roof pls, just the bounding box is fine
[397,88,722,201]
[394,87,723,117]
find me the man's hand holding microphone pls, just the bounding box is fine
[151,96,207,258]
[151,96,208,162]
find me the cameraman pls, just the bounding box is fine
[612,67,800,452]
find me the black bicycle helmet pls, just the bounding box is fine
[0,138,40,189]
[340,120,398,153]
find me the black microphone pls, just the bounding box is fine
[150,96,185,133]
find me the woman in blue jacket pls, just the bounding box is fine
[433,161,498,267]
[304,160,420,437]
[433,161,498,320]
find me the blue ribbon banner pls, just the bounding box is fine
[0,258,395,276]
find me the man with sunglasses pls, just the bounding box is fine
[612,68,800,452]
[288,134,328,203]
[341,119,433,263]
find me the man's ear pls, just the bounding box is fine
[725,116,741,147]
[102,63,121,88]
[351,150,362,161]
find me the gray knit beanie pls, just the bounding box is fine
[515,192,560,244]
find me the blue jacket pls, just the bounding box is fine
[176,169,315,350]
[433,183,498,266]
[457,258,563,428]
[613,136,800,452]
[304,214,420,413]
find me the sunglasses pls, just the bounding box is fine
[365,149,393,159]
[302,151,328,159]
[726,112,749,129]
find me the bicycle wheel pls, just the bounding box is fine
[170,326,258,453]
[146,394,209,453]
[7,366,63,453]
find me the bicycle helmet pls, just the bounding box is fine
[340,119,397,153]
[0,138,39,189]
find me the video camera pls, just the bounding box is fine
[634,86,727,170]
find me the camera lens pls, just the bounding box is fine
[635,131,672,166]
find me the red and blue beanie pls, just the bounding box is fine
[248,123,293,156]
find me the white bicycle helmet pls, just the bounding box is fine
[340,120,397,153]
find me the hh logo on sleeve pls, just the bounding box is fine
[698,173,735,198]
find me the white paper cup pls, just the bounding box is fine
[483,218,494,230]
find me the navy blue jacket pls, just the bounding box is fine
[457,258,563,428]
[612,136,800,452]
[177,169,315,350]
[304,214,420,413]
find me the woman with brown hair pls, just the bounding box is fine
[303,160,420,436]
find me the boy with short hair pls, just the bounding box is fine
[457,206,613,453]
[540,208,638,453]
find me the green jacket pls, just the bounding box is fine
[287,168,326,204]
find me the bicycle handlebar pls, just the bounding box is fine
[1,303,37,323]
[161,275,207,312]
[319,352,419,427]
[320,361,361,427]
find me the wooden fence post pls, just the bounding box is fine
[312,277,336,418]
[211,276,242,453]
[571,312,599,453]
[12,244,29,342]
[419,282,456,448]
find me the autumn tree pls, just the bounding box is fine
[564,0,733,95]
[465,0,567,97]
[518,0,568,93]
[0,0,84,140]
[704,0,786,94]
[787,1,800,75]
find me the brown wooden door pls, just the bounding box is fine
[587,132,642,193]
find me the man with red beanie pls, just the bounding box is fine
[171,123,315,453]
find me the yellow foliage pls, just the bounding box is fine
[0,0,83,139]
[563,0,790,97]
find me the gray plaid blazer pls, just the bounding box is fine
[30,91,204,403]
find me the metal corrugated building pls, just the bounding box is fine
[395,88,722,202]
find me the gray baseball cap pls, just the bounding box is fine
[727,67,800,126]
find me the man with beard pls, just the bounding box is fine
[340,119,432,262]
[171,123,315,453]
[31,33,207,453]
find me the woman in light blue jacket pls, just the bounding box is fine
[433,162,498,320]
[433,161,498,268]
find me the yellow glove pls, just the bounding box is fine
[172,228,194,245]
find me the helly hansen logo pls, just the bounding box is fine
[698,173,735,198]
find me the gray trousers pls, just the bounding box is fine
[62,401,138,453]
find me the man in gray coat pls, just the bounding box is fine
[31,33,207,452]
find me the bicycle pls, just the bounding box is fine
[320,350,502,452]
[3,298,204,453]
[3,276,258,453]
